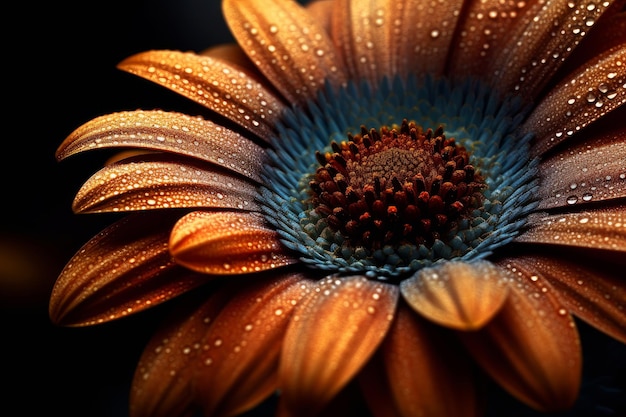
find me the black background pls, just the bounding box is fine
[5,1,232,416]
[5,1,626,417]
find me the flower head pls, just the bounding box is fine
[51,0,626,416]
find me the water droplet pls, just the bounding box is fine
[582,192,593,201]
[566,195,578,204]
[430,30,440,38]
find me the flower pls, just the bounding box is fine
[50,0,626,416]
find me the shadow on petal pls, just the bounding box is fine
[400,260,509,330]
[459,275,582,412]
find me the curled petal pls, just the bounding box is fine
[195,274,315,417]
[516,206,626,252]
[278,275,398,417]
[223,0,346,103]
[400,260,510,330]
[72,154,260,214]
[491,0,619,99]
[49,213,204,326]
[331,0,464,82]
[524,45,626,155]
[169,211,298,274]
[460,274,582,412]
[536,128,626,209]
[130,286,232,417]
[118,51,285,141]
[359,303,480,417]
[500,255,626,344]
[56,110,269,182]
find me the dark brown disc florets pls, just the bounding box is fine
[309,119,486,251]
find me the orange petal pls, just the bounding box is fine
[331,0,464,82]
[199,43,257,73]
[501,255,626,344]
[223,0,346,103]
[536,127,626,209]
[459,273,582,412]
[400,260,510,330]
[516,205,626,252]
[305,0,333,34]
[118,50,285,141]
[559,8,626,73]
[490,0,619,100]
[359,302,481,417]
[194,273,315,417]
[49,213,204,326]
[524,44,626,156]
[169,211,297,274]
[56,110,269,182]
[278,275,398,417]
[447,0,542,80]
[72,155,260,214]
[130,285,233,417]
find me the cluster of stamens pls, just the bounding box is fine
[309,119,486,251]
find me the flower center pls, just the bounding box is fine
[308,120,486,251]
[258,76,539,279]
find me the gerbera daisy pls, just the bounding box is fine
[51,0,626,416]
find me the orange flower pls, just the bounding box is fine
[51,0,626,416]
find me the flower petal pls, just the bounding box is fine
[194,273,315,417]
[169,211,298,274]
[559,8,626,73]
[49,213,204,326]
[130,286,232,417]
[199,43,258,73]
[524,44,626,155]
[223,0,346,103]
[516,206,626,252]
[459,273,582,412]
[400,260,510,330]
[447,0,541,80]
[72,154,260,214]
[278,275,398,417]
[306,0,333,33]
[56,110,269,182]
[359,302,481,417]
[117,50,285,141]
[490,0,620,99]
[500,255,626,344]
[331,0,464,83]
[536,127,626,209]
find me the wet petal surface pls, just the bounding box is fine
[401,260,510,330]
[169,211,298,274]
[278,275,398,417]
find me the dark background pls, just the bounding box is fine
[5,1,232,416]
[5,1,626,417]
